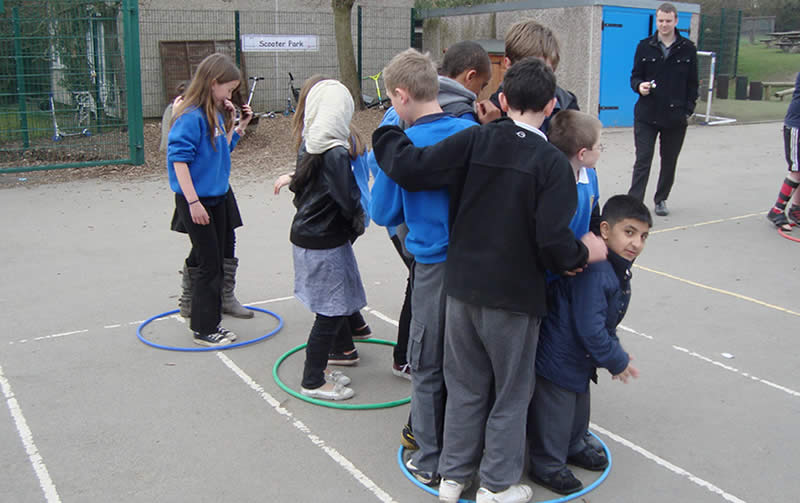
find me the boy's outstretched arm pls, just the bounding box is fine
[570,274,631,376]
[371,125,477,192]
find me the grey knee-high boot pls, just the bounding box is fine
[222,257,253,318]
[178,263,195,318]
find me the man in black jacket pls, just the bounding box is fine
[628,2,698,216]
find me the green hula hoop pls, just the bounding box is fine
[272,338,412,410]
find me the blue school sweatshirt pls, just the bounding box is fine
[370,112,477,264]
[167,106,240,197]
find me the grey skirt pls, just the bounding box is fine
[292,243,367,317]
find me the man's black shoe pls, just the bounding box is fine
[655,201,669,216]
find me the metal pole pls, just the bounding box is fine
[357,6,362,93]
[13,7,30,149]
[123,0,144,164]
[92,12,103,129]
[234,10,241,67]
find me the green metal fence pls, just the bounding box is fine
[698,9,742,77]
[0,0,143,173]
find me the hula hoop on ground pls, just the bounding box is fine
[136,307,283,352]
[272,338,411,410]
[777,223,800,242]
[397,431,612,503]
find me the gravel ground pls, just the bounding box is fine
[0,107,386,188]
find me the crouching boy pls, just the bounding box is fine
[528,194,650,495]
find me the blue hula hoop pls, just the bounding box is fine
[136,307,283,352]
[397,431,611,503]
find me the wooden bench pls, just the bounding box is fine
[763,81,795,98]
[775,87,795,100]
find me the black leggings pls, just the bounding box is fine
[302,314,356,389]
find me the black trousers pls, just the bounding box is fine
[302,314,356,389]
[175,194,226,335]
[629,120,688,204]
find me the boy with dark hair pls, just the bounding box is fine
[480,19,578,133]
[369,48,478,486]
[372,57,607,503]
[528,194,649,495]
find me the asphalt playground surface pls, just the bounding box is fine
[1,121,798,503]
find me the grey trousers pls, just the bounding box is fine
[527,375,590,477]
[438,296,540,492]
[407,262,447,473]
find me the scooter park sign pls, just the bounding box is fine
[241,35,319,52]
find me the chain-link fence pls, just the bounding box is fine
[139,6,412,119]
[698,9,742,77]
[0,0,143,173]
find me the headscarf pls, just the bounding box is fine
[303,80,354,155]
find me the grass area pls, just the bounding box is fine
[696,40,798,123]
[737,40,800,83]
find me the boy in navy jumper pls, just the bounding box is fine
[372,57,607,503]
[765,70,800,231]
[528,195,649,495]
[369,48,477,486]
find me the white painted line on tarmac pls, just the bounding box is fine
[590,423,747,503]
[617,325,800,399]
[7,295,296,346]
[634,264,800,318]
[618,324,654,339]
[673,346,800,398]
[650,212,760,234]
[216,353,399,503]
[363,306,399,327]
[247,295,295,306]
[0,364,62,503]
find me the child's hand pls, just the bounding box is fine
[581,232,608,264]
[476,99,501,124]
[273,173,292,194]
[239,104,253,128]
[190,202,210,225]
[223,99,236,115]
[612,356,639,383]
[173,95,184,107]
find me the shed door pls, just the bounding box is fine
[598,7,651,127]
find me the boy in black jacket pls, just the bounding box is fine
[372,57,607,503]
[528,195,649,495]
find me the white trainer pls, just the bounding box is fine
[476,484,533,503]
[439,478,471,502]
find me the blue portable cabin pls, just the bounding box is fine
[416,0,701,128]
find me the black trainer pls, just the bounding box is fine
[767,209,792,230]
[328,350,360,366]
[567,446,609,471]
[530,467,583,495]
[193,330,233,347]
[788,205,800,226]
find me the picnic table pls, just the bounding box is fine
[760,31,800,52]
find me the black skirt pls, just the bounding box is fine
[171,186,243,233]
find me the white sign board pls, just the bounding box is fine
[241,35,319,52]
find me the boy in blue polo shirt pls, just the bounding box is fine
[369,48,478,486]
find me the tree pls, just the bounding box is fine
[332,0,362,109]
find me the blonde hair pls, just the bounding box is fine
[383,48,439,102]
[504,20,560,70]
[172,53,241,150]
[548,110,602,158]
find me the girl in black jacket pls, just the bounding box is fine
[289,79,366,401]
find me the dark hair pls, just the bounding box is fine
[289,151,322,194]
[501,57,555,114]
[657,2,678,16]
[440,41,491,79]
[601,195,653,228]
